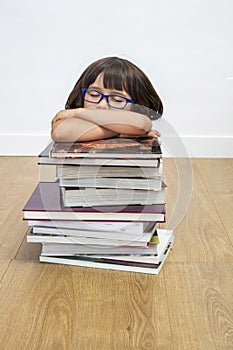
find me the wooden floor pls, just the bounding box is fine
[0,157,232,350]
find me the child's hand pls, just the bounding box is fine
[120,129,161,139]
[146,129,161,138]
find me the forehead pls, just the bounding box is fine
[90,74,104,87]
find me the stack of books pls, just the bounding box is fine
[23,137,174,274]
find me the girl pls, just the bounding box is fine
[51,57,163,142]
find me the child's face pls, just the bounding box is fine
[84,74,132,110]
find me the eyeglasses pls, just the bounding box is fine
[82,88,134,110]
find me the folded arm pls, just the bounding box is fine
[51,118,119,142]
[51,108,153,142]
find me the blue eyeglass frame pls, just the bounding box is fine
[81,88,134,109]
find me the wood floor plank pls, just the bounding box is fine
[0,157,38,231]
[0,157,232,349]
[195,159,233,244]
[0,237,173,350]
[0,157,38,278]
[0,259,11,281]
[162,157,193,231]
[164,263,233,350]
[162,159,233,263]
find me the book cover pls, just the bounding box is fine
[38,142,160,167]
[27,220,155,234]
[50,137,162,159]
[23,182,166,221]
[38,142,54,158]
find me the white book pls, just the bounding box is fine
[31,222,156,240]
[24,211,165,222]
[62,186,166,207]
[27,231,150,247]
[56,162,163,179]
[41,240,159,256]
[59,176,162,190]
[27,220,154,234]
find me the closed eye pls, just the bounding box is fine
[110,95,126,102]
[87,90,101,97]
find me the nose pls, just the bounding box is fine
[97,96,109,109]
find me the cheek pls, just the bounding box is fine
[125,103,133,111]
[84,101,96,109]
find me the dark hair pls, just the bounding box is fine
[65,57,163,118]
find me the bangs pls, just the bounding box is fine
[82,57,135,94]
[102,66,129,93]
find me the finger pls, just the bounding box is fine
[147,130,161,138]
[155,131,161,137]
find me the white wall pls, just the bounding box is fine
[0,0,233,156]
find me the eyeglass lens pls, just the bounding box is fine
[84,89,130,109]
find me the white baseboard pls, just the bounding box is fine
[0,134,52,156]
[0,134,232,158]
[161,135,233,158]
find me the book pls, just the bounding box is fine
[61,185,166,207]
[23,182,166,222]
[27,230,152,247]
[38,142,160,167]
[39,156,160,167]
[27,220,155,234]
[40,236,161,256]
[59,176,162,190]
[50,137,162,159]
[39,251,170,274]
[30,222,156,240]
[56,162,163,179]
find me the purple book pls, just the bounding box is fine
[23,182,166,222]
